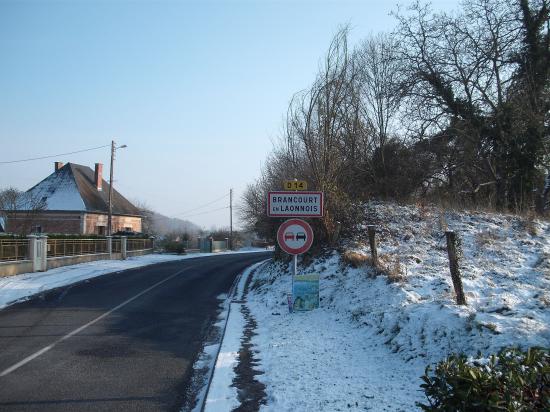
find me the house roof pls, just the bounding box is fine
[26,163,142,216]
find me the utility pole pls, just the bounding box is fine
[107,140,115,236]
[107,140,127,236]
[229,188,233,250]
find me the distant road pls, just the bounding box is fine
[0,252,272,411]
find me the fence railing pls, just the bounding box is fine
[0,239,29,261]
[112,238,121,253]
[47,239,108,258]
[127,238,153,251]
[1,236,154,264]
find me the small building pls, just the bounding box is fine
[5,162,142,235]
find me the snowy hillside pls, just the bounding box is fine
[245,202,550,411]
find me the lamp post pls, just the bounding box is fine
[107,140,127,236]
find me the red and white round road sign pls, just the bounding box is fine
[277,219,314,255]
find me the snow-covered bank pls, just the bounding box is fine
[0,250,269,310]
[357,201,550,360]
[244,202,549,411]
[201,260,270,412]
[248,257,426,411]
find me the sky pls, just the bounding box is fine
[0,0,460,230]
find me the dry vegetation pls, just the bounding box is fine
[342,250,372,268]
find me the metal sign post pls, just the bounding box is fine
[276,218,314,312]
[291,254,297,312]
[267,181,323,313]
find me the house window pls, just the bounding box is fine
[31,225,42,234]
[124,227,132,232]
[97,226,106,236]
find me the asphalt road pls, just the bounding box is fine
[0,252,272,412]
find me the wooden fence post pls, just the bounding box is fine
[367,225,379,267]
[445,231,467,305]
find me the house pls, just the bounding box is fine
[5,162,143,235]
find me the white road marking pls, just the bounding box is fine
[0,267,190,377]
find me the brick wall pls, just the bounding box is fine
[5,212,142,235]
[6,212,83,234]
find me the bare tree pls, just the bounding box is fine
[394,0,549,211]
[0,187,47,234]
[133,199,156,234]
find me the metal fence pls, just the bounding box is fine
[212,240,228,252]
[112,238,121,253]
[47,239,108,258]
[127,238,153,251]
[0,239,29,261]
[1,237,154,262]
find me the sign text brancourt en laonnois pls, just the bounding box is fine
[267,191,324,218]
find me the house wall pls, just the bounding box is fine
[84,213,107,234]
[5,212,142,235]
[84,214,142,234]
[5,212,83,234]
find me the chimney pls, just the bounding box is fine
[94,163,103,191]
[55,161,64,171]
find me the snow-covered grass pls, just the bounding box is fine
[0,249,268,310]
[243,201,549,411]
[356,201,550,359]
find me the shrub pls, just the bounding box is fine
[342,250,371,268]
[418,347,550,411]
[163,241,186,254]
[383,254,405,283]
[46,234,105,239]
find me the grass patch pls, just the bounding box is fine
[342,250,372,268]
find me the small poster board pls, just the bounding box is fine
[292,274,319,311]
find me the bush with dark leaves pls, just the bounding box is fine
[418,347,549,411]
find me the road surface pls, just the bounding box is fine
[0,252,271,411]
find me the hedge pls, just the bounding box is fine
[418,347,549,411]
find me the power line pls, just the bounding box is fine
[0,144,111,164]
[173,192,230,216]
[177,206,229,219]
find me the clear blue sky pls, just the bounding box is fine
[0,0,459,229]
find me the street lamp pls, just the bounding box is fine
[107,140,127,236]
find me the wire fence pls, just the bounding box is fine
[0,239,29,261]
[127,238,153,251]
[47,239,108,258]
[112,238,121,253]
[1,237,154,262]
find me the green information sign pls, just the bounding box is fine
[293,274,319,311]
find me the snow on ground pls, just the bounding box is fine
[240,202,549,411]
[0,249,268,310]
[358,201,550,360]
[203,260,270,412]
[248,256,426,411]
[204,303,245,411]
